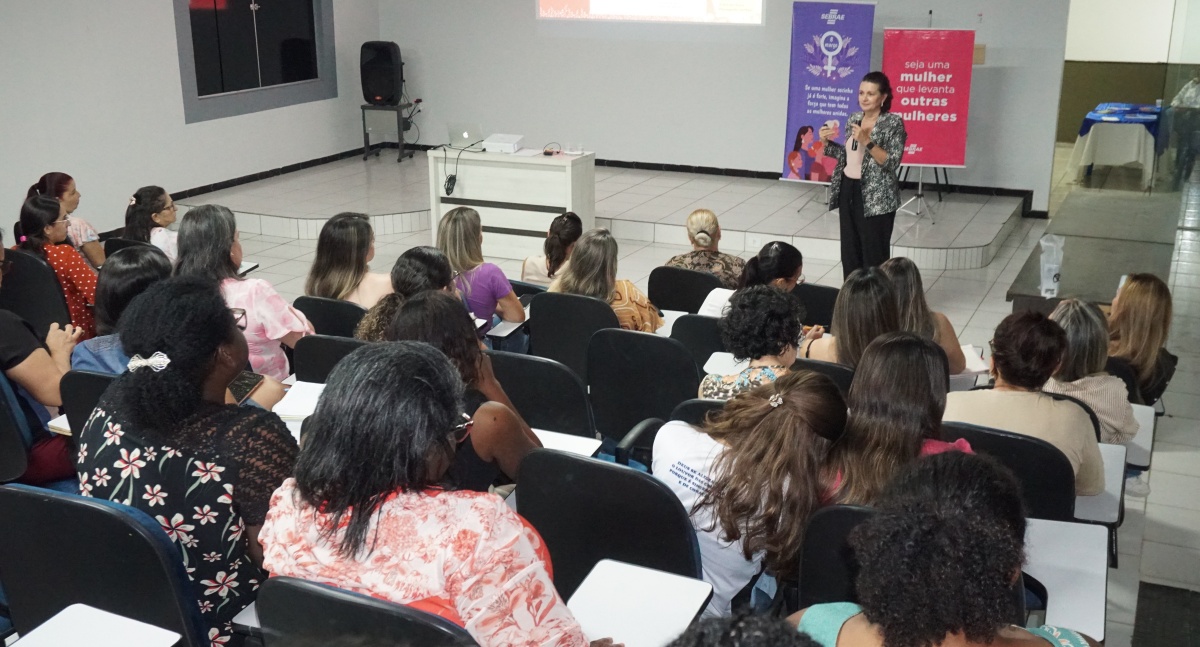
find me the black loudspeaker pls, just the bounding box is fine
[360,41,403,106]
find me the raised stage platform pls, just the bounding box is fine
[181,151,1023,271]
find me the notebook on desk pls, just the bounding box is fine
[273,382,325,421]
[568,560,712,647]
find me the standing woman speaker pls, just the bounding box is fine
[820,71,907,279]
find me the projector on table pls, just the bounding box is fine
[482,134,524,154]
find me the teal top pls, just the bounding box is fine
[797,603,1091,647]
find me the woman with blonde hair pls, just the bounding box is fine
[665,209,746,289]
[654,371,847,616]
[305,213,392,309]
[1107,273,1176,405]
[521,212,583,286]
[879,257,966,374]
[1044,299,1137,445]
[436,207,525,332]
[550,228,664,332]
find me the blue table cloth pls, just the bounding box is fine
[1079,103,1161,138]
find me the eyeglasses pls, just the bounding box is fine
[453,412,474,443]
[797,274,807,285]
[230,308,248,331]
[54,216,70,226]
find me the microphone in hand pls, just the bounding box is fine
[849,116,862,151]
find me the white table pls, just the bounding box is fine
[16,604,181,647]
[1073,443,1126,525]
[232,601,261,635]
[1024,519,1108,641]
[1126,403,1155,469]
[567,559,712,647]
[656,310,688,338]
[428,149,595,259]
[1067,122,1155,189]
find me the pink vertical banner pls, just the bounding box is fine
[881,29,975,167]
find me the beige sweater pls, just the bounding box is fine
[1044,375,1138,445]
[943,390,1104,496]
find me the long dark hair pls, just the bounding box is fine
[740,241,803,288]
[793,125,814,152]
[123,186,171,243]
[113,276,239,435]
[293,341,464,558]
[17,195,62,256]
[27,172,73,201]
[862,71,894,113]
[305,213,373,300]
[386,291,482,386]
[880,257,936,340]
[827,332,950,505]
[94,246,173,335]
[545,212,583,278]
[832,268,900,369]
[175,204,240,282]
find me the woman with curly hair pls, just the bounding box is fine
[669,613,818,647]
[654,371,847,617]
[789,452,1098,647]
[354,246,454,342]
[699,286,821,400]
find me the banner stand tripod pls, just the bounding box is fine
[899,166,934,224]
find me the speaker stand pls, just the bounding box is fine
[361,103,415,163]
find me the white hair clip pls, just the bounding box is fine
[769,393,784,408]
[127,352,171,372]
[129,196,137,206]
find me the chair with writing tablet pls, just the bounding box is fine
[508,279,546,306]
[615,399,725,468]
[0,484,209,646]
[792,283,838,331]
[792,358,854,397]
[256,576,475,646]
[292,296,367,339]
[518,448,702,600]
[484,350,594,437]
[648,266,723,314]
[293,335,368,383]
[0,375,32,484]
[528,292,619,380]
[0,248,71,342]
[59,370,116,437]
[670,314,725,375]
[102,237,152,258]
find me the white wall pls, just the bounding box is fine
[1065,0,1175,63]
[380,0,1069,211]
[0,0,380,232]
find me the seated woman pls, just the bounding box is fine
[77,277,299,643]
[1107,273,1176,405]
[1044,299,1137,445]
[122,186,180,261]
[669,614,819,647]
[943,311,1103,496]
[71,245,172,374]
[698,241,803,318]
[15,195,98,338]
[824,332,970,506]
[550,228,664,332]
[386,291,540,490]
[801,268,899,370]
[355,246,454,342]
[665,209,747,289]
[0,230,82,487]
[700,286,816,400]
[176,205,313,380]
[305,212,392,309]
[259,341,598,647]
[654,371,846,617]
[28,172,104,271]
[790,452,1098,647]
[879,257,966,374]
[437,207,525,332]
[522,211,582,286]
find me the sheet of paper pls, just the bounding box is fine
[238,261,259,276]
[533,429,602,457]
[273,381,326,420]
[960,345,989,374]
[48,413,72,436]
[568,560,712,647]
[16,604,180,647]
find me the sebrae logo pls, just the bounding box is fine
[820,9,844,25]
[904,143,923,155]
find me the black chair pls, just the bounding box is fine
[1045,391,1102,441]
[59,370,116,437]
[293,335,368,383]
[528,292,619,380]
[616,399,726,467]
[484,350,594,437]
[97,227,125,242]
[102,237,152,257]
[509,279,547,306]
[793,283,839,331]
[257,576,476,646]
[670,314,724,374]
[0,484,210,646]
[0,248,71,341]
[0,375,31,483]
[518,448,702,600]
[797,505,876,609]
[670,399,726,426]
[648,266,723,314]
[941,421,1076,521]
[792,358,854,396]
[587,329,700,444]
[293,296,367,339]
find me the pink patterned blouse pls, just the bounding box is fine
[260,480,588,647]
[220,278,312,380]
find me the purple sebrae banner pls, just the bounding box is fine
[782,1,876,184]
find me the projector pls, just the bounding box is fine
[482,133,524,154]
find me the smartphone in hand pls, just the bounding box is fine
[228,370,266,405]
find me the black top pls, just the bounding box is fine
[449,388,501,492]
[1107,350,1177,406]
[77,388,298,642]
[0,310,49,434]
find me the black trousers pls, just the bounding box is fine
[838,176,896,279]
